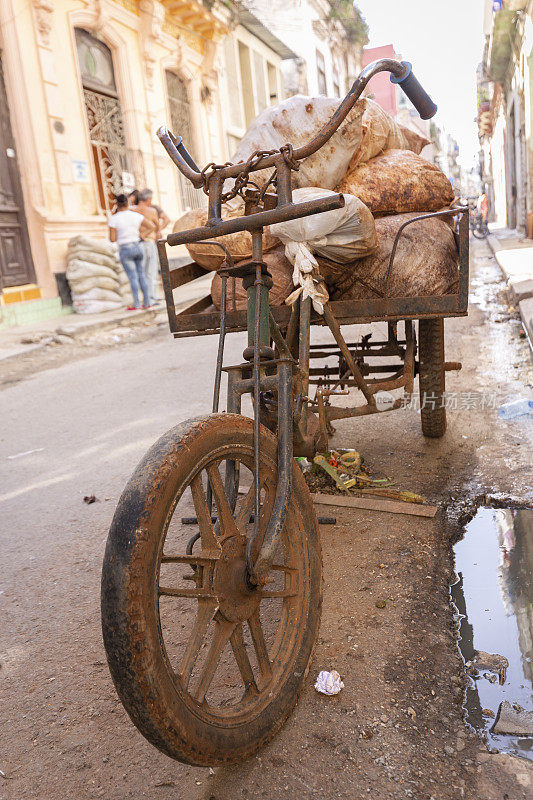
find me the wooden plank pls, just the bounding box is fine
[169,261,210,290]
[311,493,438,518]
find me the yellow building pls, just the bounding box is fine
[0,0,231,324]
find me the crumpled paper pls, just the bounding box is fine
[314,669,344,696]
[283,241,329,315]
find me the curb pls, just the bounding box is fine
[486,234,533,353]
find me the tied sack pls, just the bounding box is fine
[211,246,293,312]
[229,95,366,191]
[333,213,459,301]
[349,100,406,167]
[173,200,279,270]
[340,150,454,217]
[270,187,377,314]
[398,123,431,155]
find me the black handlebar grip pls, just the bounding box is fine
[390,62,437,120]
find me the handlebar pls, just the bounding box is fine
[157,58,437,188]
[390,62,437,120]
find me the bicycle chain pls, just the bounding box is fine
[200,144,300,204]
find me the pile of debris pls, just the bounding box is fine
[66,235,132,314]
[173,96,457,313]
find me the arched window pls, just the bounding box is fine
[75,29,143,211]
[165,71,204,211]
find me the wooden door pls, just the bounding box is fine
[0,52,35,290]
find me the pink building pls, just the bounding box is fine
[362,44,398,116]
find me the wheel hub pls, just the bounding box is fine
[214,535,260,623]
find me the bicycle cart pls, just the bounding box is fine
[101,59,469,766]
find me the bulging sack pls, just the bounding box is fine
[67,258,119,283]
[72,286,123,303]
[229,95,366,190]
[73,298,123,314]
[211,246,294,312]
[67,248,119,272]
[349,100,406,167]
[333,213,459,300]
[339,149,454,216]
[270,187,377,263]
[398,123,431,155]
[173,201,279,270]
[270,187,377,314]
[68,235,116,259]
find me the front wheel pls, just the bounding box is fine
[101,414,322,765]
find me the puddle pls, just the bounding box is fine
[451,506,533,760]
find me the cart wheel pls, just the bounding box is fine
[101,414,322,766]
[418,318,446,438]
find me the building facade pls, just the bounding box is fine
[478,0,533,232]
[240,0,367,100]
[0,0,230,321]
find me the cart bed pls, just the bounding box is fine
[159,210,469,339]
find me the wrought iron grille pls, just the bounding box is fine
[83,88,144,212]
[166,72,205,211]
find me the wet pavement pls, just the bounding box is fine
[452,506,533,760]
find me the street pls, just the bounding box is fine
[1,238,533,799]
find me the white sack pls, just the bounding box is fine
[229,95,366,191]
[67,259,119,282]
[72,287,123,303]
[67,248,120,272]
[68,276,121,294]
[73,298,123,315]
[270,187,377,263]
[270,187,377,315]
[68,235,116,259]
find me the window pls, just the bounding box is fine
[333,64,340,98]
[165,71,204,211]
[316,49,327,95]
[75,28,143,212]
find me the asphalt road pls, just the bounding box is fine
[1,238,533,799]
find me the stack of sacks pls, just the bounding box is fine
[67,235,132,314]
[172,94,456,312]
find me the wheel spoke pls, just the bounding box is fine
[159,586,216,599]
[207,465,240,541]
[235,483,256,528]
[179,598,217,688]
[193,615,236,703]
[230,623,257,690]
[190,474,220,552]
[247,609,272,680]
[161,553,220,565]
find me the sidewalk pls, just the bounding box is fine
[0,271,213,363]
[486,226,533,347]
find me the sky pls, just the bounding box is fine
[356,0,487,167]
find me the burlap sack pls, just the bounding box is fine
[332,213,459,300]
[211,246,294,312]
[229,95,366,190]
[71,285,122,302]
[68,275,121,294]
[68,235,116,259]
[67,248,119,272]
[398,124,431,155]
[349,100,406,167]
[173,201,279,270]
[67,259,119,282]
[73,298,123,314]
[339,150,454,216]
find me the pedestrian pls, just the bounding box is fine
[135,189,161,305]
[108,194,155,310]
[128,189,139,206]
